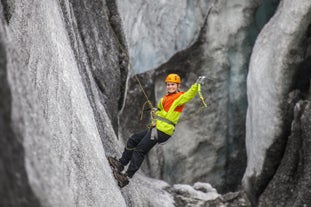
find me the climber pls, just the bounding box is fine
[108,73,206,187]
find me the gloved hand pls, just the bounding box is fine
[151,107,158,117]
[196,76,206,85]
[150,108,158,127]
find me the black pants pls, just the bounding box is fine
[119,128,170,178]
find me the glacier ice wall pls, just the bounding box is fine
[117,0,212,73]
[243,0,311,205]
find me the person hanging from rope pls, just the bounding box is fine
[108,73,206,187]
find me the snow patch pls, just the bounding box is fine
[173,182,220,201]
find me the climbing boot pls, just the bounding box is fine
[107,156,124,172]
[113,171,129,188]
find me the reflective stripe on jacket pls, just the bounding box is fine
[155,84,199,135]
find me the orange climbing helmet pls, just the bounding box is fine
[165,73,181,83]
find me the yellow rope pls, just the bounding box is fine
[198,84,207,108]
[133,74,153,109]
[140,100,153,120]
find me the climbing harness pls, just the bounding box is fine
[153,115,176,126]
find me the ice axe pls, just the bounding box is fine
[196,76,216,84]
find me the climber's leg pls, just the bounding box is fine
[119,130,148,166]
[126,129,157,178]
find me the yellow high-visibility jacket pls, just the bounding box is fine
[155,84,199,135]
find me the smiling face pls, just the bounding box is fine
[166,82,179,93]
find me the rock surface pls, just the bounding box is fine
[2,0,311,206]
[166,183,251,207]
[206,191,252,207]
[116,0,212,73]
[0,0,177,206]
[1,1,220,206]
[166,182,219,207]
[243,0,311,204]
[0,3,41,206]
[3,0,127,206]
[258,100,311,207]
